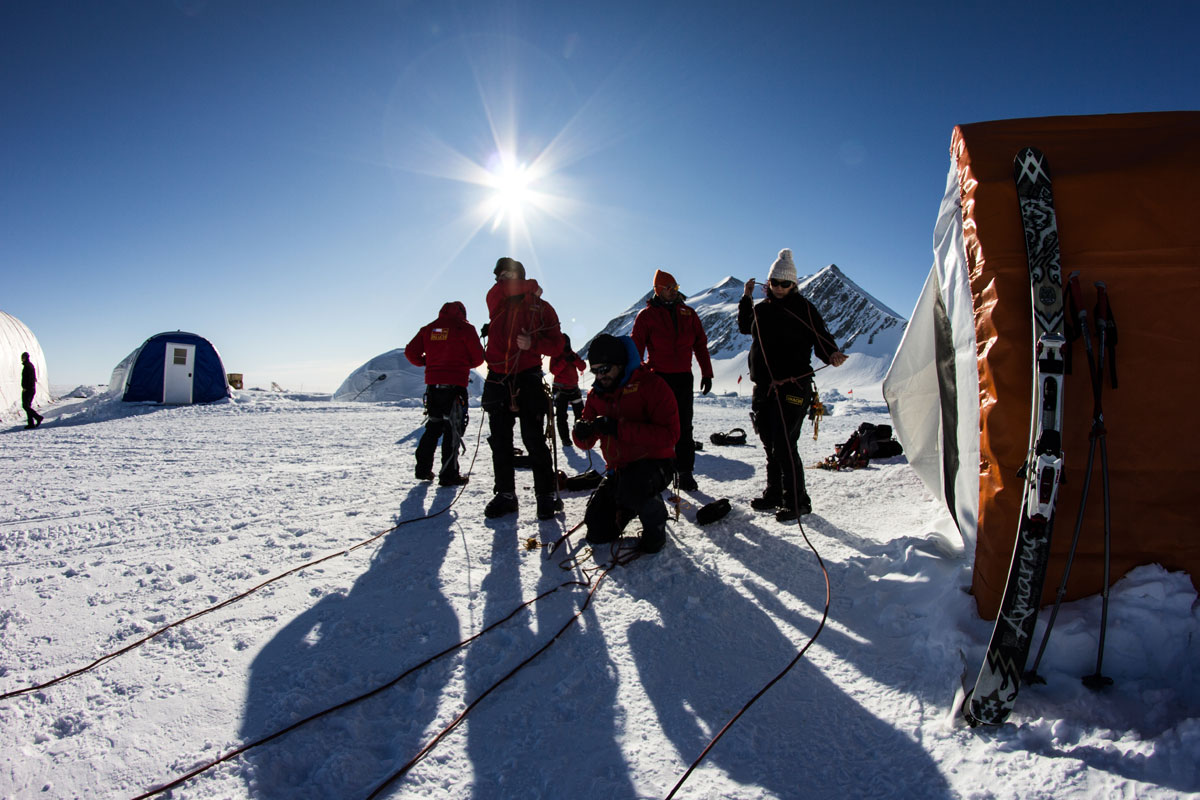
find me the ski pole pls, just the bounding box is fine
[1025,273,1097,683]
[351,373,387,401]
[1083,282,1115,690]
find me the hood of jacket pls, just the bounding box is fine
[594,335,642,394]
[438,301,468,323]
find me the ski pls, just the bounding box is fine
[963,147,1068,726]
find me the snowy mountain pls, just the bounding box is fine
[582,266,907,396]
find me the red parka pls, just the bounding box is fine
[485,278,565,374]
[631,299,714,378]
[404,301,485,386]
[573,364,680,470]
[549,351,585,387]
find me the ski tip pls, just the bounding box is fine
[1013,146,1052,184]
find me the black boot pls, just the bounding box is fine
[484,492,518,518]
[775,496,812,522]
[536,493,563,520]
[676,473,698,491]
[639,521,666,553]
[750,487,782,511]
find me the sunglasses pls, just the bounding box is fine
[768,279,794,288]
[590,363,619,376]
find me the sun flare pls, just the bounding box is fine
[487,156,534,230]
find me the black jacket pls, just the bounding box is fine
[22,361,36,393]
[737,291,839,385]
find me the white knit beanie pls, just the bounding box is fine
[768,248,797,284]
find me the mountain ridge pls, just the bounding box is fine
[581,265,907,393]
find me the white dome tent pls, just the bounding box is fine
[1,311,50,416]
[334,348,483,403]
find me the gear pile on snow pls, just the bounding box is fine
[815,423,903,471]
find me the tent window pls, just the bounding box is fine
[173,348,188,365]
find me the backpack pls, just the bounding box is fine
[816,423,903,470]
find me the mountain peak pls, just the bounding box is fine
[584,266,907,378]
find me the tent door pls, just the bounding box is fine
[163,342,195,404]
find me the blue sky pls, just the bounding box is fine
[4,1,1197,391]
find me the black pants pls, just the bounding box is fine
[482,369,554,495]
[656,371,695,476]
[752,380,813,506]
[416,386,468,478]
[584,458,672,551]
[552,385,583,445]
[22,389,42,427]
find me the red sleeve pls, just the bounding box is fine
[691,312,714,378]
[533,301,565,358]
[404,328,427,367]
[631,310,649,360]
[463,324,485,368]
[485,282,507,316]
[572,392,602,450]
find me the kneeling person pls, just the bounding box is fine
[573,334,680,553]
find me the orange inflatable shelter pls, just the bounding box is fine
[957,112,1200,619]
[885,111,1200,620]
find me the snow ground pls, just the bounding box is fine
[1,391,1197,799]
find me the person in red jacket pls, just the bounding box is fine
[573,334,680,553]
[405,301,485,486]
[630,269,714,491]
[481,257,566,520]
[549,334,585,446]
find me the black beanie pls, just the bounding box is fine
[494,257,526,279]
[588,334,628,367]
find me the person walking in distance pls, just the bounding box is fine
[630,269,714,491]
[481,257,566,520]
[20,352,44,429]
[738,249,847,521]
[549,334,585,448]
[405,301,485,486]
[573,334,679,554]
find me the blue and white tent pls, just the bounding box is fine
[108,331,230,404]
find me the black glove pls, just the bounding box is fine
[480,322,490,338]
[594,416,619,436]
[573,419,596,440]
[700,376,712,395]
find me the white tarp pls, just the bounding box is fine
[882,161,980,554]
[1,311,49,415]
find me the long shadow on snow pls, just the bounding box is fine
[618,525,954,799]
[714,513,1200,793]
[699,513,966,710]
[694,450,755,481]
[239,482,460,799]
[462,513,638,798]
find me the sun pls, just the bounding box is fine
[486,156,534,231]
